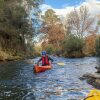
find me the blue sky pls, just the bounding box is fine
[45,0,85,8]
[40,0,100,18]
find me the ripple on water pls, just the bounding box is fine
[0,57,97,100]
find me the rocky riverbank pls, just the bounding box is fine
[0,51,18,62]
[0,50,34,62]
[80,72,100,89]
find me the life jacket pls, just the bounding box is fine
[42,56,49,65]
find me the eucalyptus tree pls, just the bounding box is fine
[0,0,43,55]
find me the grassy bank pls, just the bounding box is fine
[0,50,25,62]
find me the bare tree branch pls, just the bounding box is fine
[66,6,95,38]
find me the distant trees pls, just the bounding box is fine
[61,6,95,57]
[62,34,84,57]
[41,9,64,54]
[67,6,94,38]
[40,5,99,57]
[84,33,96,56]
[95,35,100,56]
[95,16,100,56]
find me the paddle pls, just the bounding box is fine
[56,62,65,66]
[27,61,65,66]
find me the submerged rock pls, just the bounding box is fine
[95,66,100,73]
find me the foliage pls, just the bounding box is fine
[41,9,64,50]
[37,5,98,58]
[95,35,100,56]
[40,6,96,58]
[62,34,85,57]
[34,43,42,55]
[42,9,60,25]
[0,0,43,58]
[67,6,94,38]
[44,44,54,54]
[84,34,96,56]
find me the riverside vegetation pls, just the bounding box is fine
[0,1,100,62]
[40,7,100,58]
[0,0,43,61]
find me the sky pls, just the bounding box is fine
[40,0,100,17]
[44,0,85,9]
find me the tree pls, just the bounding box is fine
[0,0,43,56]
[62,6,95,57]
[84,33,96,56]
[95,35,100,56]
[67,6,94,38]
[62,34,84,57]
[41,9,64,50]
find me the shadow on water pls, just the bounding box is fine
[94,57,100,73]
[0,57,98,100]
[0,60,36,100]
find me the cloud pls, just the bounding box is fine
[40,0,100,17]
[40,4,74,17]
[39,4,72,18]
[81,0,100,15]
[39,4,53,15]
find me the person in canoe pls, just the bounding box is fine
[37,51,53,66]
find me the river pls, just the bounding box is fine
[0,57,98,100]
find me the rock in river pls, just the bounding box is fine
[81,73,100,89]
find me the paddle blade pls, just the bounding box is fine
[57,63,65,66]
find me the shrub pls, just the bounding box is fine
[45,44,54,54]
[95,36,100,56]
[62,34,84,58]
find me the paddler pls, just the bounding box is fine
[37,51,53,66]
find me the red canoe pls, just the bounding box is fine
[34,65,52,73]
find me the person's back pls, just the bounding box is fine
[37,51,53,66]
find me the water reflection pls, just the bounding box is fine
[0,57,98,100]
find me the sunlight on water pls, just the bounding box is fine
[0,57,98,100]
